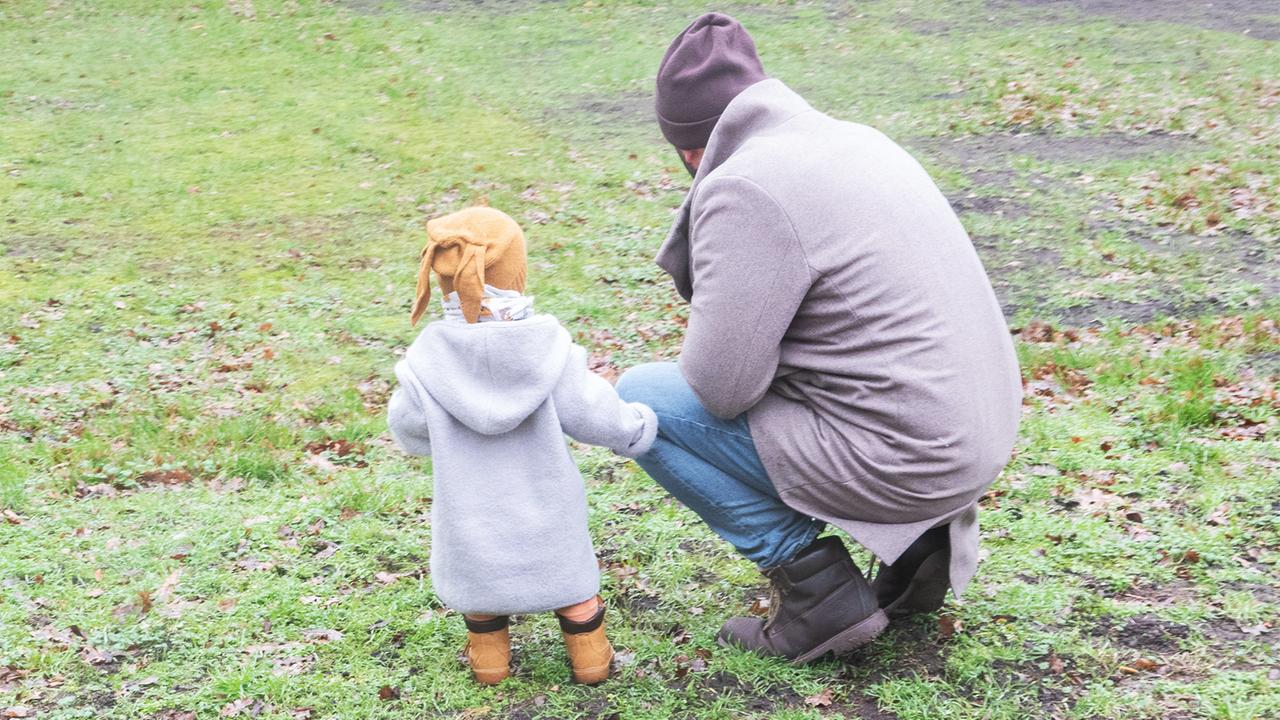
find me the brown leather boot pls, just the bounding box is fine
[871,524,951,618]
[717,536,888,664]
[559,602,613,685]
[463,615,511,685]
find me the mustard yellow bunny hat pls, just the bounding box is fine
[410,206,528,325]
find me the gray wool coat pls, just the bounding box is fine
[387,314,658,615]
[656,79,1022,595]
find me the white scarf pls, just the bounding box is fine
[442,285,535,323]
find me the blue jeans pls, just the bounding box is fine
[615,362,821,568]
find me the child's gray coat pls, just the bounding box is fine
[388,314,657,615]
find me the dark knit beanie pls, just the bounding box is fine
[655,13,767,150]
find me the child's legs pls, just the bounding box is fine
[616,362,821,569]
[557,595,601,622]
[466,598,601,625]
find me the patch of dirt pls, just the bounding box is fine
[905,19,955,36]
[819,693,902,720]
[966,168,1024,188]
[550,91,654,130]
[948,192,1031,218]
[1005,0,1280,41]
[2,236,66,259]
[1079,217,1280,313]
[1102,578,1201,607]
[860,621,1101,717]
[211,215,366,246]
[846,695,902,720]
[701,672,807,715]
[987,655,1085,712]
[968,204,1274,326]
[910,131,1197,170]
[339,0,554,14]
[1054,298,1204,327]
[697,670,901,719]
[969,236,1074,318]
[617,593,660,615]
[1113,615,1191,654]
[733,4,805,22]
[1204,617,1279,646]
[853,618,950,679]
[1248,350,1280,376]
[1121,224,1280,297]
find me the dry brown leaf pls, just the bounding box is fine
[304,439,363,458]
[272,655,314,677]
[156,569,182,603]
[80,645,115,665]
[803,688,834,707]
[137,468,194,486]
[304,454,339,473]
[219,698,255,717]
[242,515,272,528]
[302,628,343,644]
[1205,502,1231,526]
[938,614,962,641]
[312,541,339,560]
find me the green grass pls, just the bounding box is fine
[2,1,1278,718]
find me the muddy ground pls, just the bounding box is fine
[1005,0,1280,41]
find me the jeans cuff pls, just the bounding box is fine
[762,521,823,570]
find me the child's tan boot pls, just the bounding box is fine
[463,616,511,685]
[559,602,613,685]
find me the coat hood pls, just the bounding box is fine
[396,315,572,435]
[655,78,815,300]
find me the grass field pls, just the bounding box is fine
[2,1,1278,718]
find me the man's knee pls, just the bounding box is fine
[616,362,691,417]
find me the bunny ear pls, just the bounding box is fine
[409,243,437,326]
[454,243,487,324]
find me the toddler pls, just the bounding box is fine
[387,207,657,685]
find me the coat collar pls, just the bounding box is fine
[655,79,815,300]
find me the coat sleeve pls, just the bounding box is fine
[681,175,814,419]
[386,362,432,457]
[553,344,659,458]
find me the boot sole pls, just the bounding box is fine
[792,608,889,665]
[572,663,612,685]
[472,668,510,685]
[882,549,950,619]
